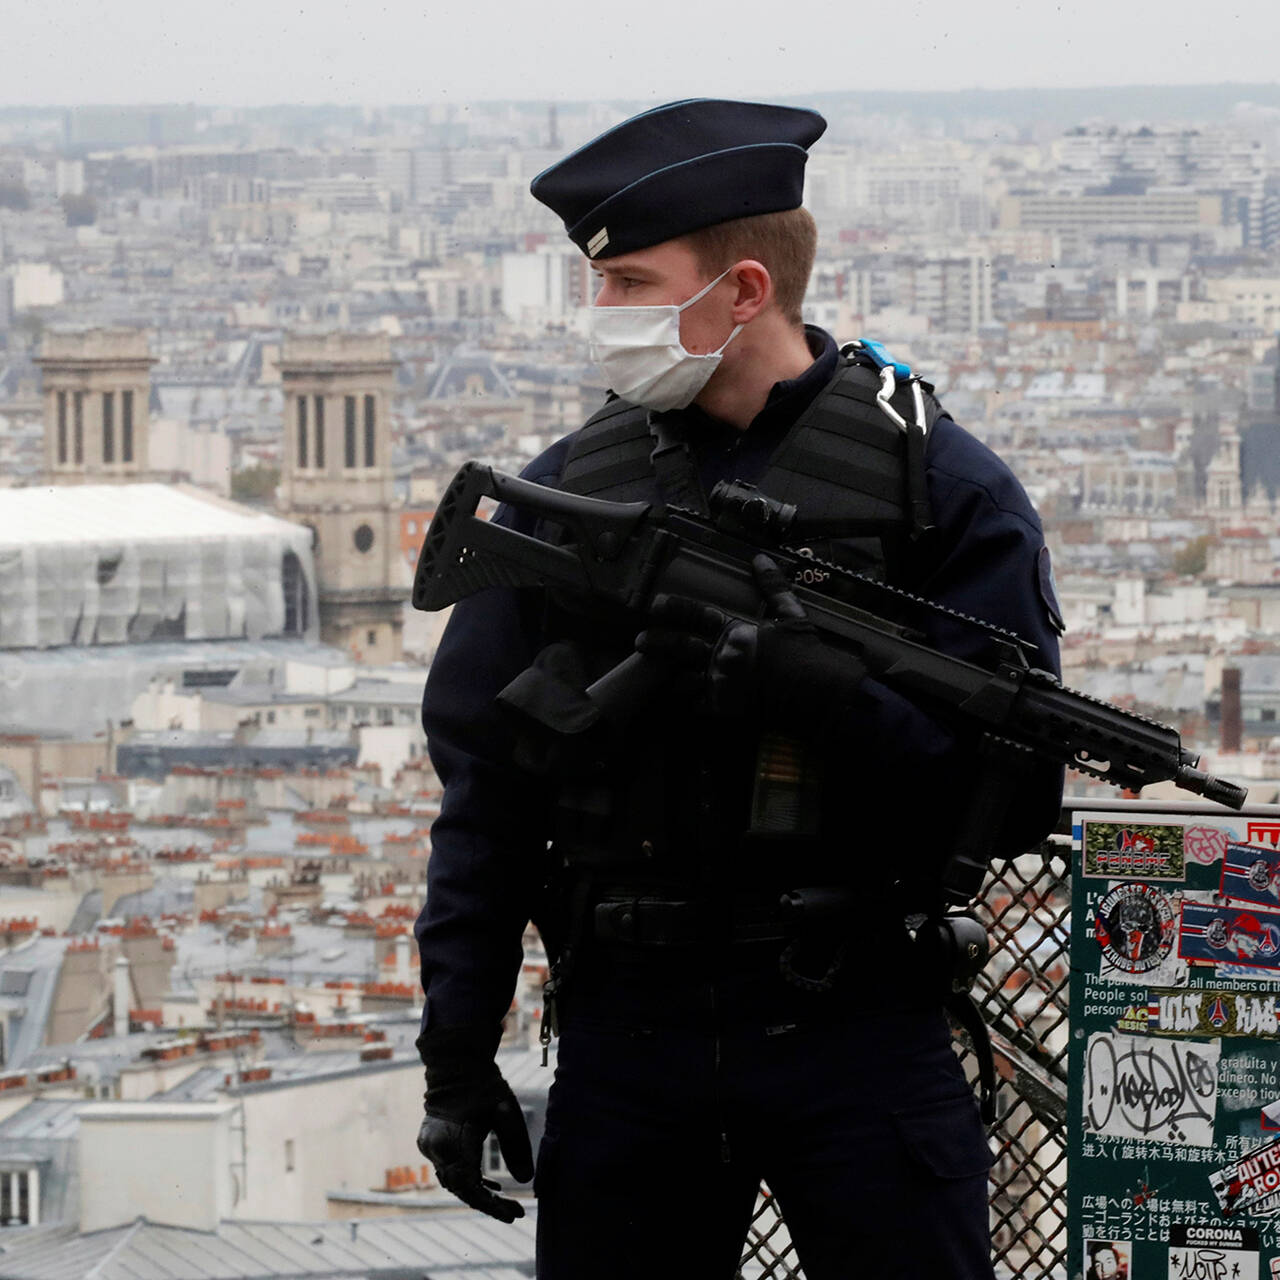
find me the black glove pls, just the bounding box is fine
[496,640,610,776]
[416,1024,534,1223]
[637,554,867,736]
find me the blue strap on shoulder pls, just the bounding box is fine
[855,338,912,381]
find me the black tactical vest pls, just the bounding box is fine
[557,348,941,579]
[540,347,946,884]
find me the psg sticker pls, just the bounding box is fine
[1180,903,1280,970]
[1095,882,1177,975]
[1222,842,1280,909]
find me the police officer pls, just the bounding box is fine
[414,99,1065,1279]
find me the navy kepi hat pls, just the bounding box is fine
[531,99,827,259]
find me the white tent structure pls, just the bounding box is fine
[0,485,316,651]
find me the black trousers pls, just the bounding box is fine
[534,1003,997,1279]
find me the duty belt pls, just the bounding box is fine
[594,896,778,946]
[591,886,860,948]
[587,893,999,1123]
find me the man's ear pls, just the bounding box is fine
[728,260,772,324]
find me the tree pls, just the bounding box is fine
[1173,535,1211,577]
[231,465,280,506]
[59,193,97,227]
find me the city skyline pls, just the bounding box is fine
[0,73,1278,1274]
[2,0,1279,107]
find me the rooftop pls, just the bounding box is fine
[0,1212,538,1280]
[0,938,76,1069]
[0,485,303,549]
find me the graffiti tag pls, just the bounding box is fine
[1083,1032,1219,1146]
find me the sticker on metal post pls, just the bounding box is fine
[1084,1238,1131,1279]
[1222,843,1280,909]
[1208,1136,1280,1218]
[1084,822,1187,881]
[1168,1224,1259,1279]
[1148,989,1280,1038]
[1083,1032,1219,1147]
[1096,883,1178,976]
[1179,903,1280,971]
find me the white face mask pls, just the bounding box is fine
[588,266,743,412]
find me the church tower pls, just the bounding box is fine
[1204,420,1244,522]
[36,328,156,484]
[277,332,406,662]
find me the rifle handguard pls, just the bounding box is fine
[414,461,1249,813]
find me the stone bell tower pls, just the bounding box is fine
[36,328,156,484]
[277,332,406,663]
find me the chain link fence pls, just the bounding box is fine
[738,833,1073,1280]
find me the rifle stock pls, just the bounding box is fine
[414,462,1248,812]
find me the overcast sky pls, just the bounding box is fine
[3,0,1279,106]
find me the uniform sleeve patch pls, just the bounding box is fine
[1037,545,1065,636]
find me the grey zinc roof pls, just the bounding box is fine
[168,921,380,988]
[0,639,345,741]
[151,1064,227,1103]
[199,688,327,708]
[1072,663,1207,714]
[424,354,518,402]
[0,937,74,1070]
[155,1049,421,1103]
[326,681,423,708]
[0,1100,86,1144]
[0,1212,538,1279]
[0,1100,86,1232]
[110,877,196,922]
[1236,655,1280,691]
[496,1044,556,1095]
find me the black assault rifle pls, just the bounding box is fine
[414,461,1248,820]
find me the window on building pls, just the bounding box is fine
[102,392,114,463]
[367,629,377,646]
[285,1140,295,1173]
[182,669,237,689]
[313,396,326,468]
[281,551,309,637]
[407,520,416,535]
[122,390,134,464]
[56,391,67,464]
[344,395,357,468]
[364,394,376,466]
[73,392,83,464]
[266,710,276,725]
[378,708,394,726]
[0,1167,37,1226]
[297,397,308,469]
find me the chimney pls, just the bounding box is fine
[113,955,131,1037]
[394,934,412,986]
[1221,666,1242,754]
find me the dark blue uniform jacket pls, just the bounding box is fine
[416,329,1064,1031]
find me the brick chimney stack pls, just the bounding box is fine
[1221,666,1242,754]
